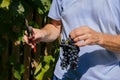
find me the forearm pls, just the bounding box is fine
[40,24,61,42]
[69,26,120,52]
[98,33,120,52]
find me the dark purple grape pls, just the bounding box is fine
[60,38,80,70]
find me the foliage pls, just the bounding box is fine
[34,47,60,80]
[34,55,55,80]
[9,53,25,80]
[0,0,55,80]
[13,65,25,80]
[0,0,51,42]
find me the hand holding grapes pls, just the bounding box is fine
[69,26,102,47]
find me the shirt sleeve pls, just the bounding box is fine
[48,0,62,20]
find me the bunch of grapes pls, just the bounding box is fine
[60,38,80,70]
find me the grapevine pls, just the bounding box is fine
[60,38,80,70]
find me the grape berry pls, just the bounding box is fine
[60,38,80,70]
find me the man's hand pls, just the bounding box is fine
[69,26,101,47]
[23,19,61,50]
[23,28,42,48]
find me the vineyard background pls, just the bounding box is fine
[0,0,60,80]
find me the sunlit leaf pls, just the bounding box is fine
[37,0,51,14]
[44,55,55,64]
[0,0,10,9]
[17,3,24,14]
[34,55,55,80]
[35,65,50,80]
[34,63,42,75]
[13,70,21,80]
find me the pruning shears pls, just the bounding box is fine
[25,19,36,53]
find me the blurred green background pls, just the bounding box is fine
[0,0,59,80]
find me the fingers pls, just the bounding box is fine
[23,35,36,48]
[74,37,99,47]
[73,34,91,46]
[69,26,101,47]
[70,28,84,39]
[23,28,42,49]
[24,29,35,40]
[23,34,29,44]
[23,29,36,48]
[69,26,90,41]
[74,34,90,42]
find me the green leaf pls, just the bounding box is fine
[34,63,42,75]
[34,55,55,80]
[20,65,25,74]
[37,0,51,15]
[44,55,55,64]
[35,65,50,80]
[13,70,21,80]
[0,0,10,9]
[17,3,24,14]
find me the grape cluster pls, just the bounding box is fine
[60,38,80,70]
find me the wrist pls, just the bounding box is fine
[39,29,48,42]
[97,33,104,46]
